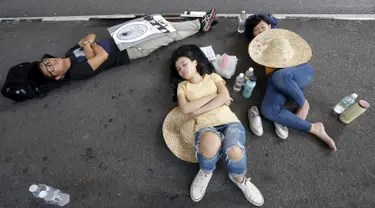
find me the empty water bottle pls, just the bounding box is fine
[233,73,245,92]
[242,76,256,98]
[237,11,246,33]
[244,67,254,80]
[333,93,358,114]
[29,184,70,207]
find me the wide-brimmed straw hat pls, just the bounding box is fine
[248,29,312,68]
[162,107,197,163]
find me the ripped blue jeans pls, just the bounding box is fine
[195,122,247,178]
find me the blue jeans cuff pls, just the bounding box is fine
[228,171,247,178]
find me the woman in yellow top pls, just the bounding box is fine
[247,20,337,152]
[170,45,264,206]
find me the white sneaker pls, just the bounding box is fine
[190,169,213,202]
[248,106,264,136]
[229,175,264,206]
[274,122,288,139]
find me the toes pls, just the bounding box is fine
[330,144,337,152]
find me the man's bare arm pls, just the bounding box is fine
[83,44,95,59]
[87,43,109,71]
[78,33,96,47]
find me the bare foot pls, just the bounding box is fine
[296,100,310,120]
[310,122,337,151]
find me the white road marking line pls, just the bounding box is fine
[1,13,375,22]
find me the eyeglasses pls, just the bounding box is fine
[41,58,65,80]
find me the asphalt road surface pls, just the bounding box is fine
[0,18,374,207]
[0,0,375,17]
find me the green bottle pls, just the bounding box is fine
[339,100,370,124]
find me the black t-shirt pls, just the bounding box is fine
[64,39,130,80]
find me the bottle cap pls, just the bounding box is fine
[248,67,254,72]
[29,185,38,192]
[351,93,358,99]
[39,191,48,198]
[239,73,244,77]
[249,76,257,82]
[359,100,370,109]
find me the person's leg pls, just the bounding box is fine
[195,127,222,171]
[261,75,312,131]
[261,72,337,151]
[126,19,201,60]
[190,127,222,202]
[261,78,291,139]
[220,123,247,181]
[220,122,264,206]
[126,8,217,60]
[270,63,314,119]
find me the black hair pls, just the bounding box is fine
[245,14,272,40]
[28,54,56,84]
[169,44,215,102]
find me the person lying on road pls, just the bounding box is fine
[1,8,218,102]
[245,13,278,40]
[243,14,295,140]
[246,16,337,151]
[170,44,264,206]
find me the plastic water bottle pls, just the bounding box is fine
[244,67,254,80]
[237,11,246,33]
[233,73,245,92]
[242,76,256,98]
[333,93,358,114]
[29,184,70,207]
[339,100,370,124]
[29,184,50,197]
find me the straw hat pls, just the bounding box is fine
[248,29,312,68]
[162,107,197,163]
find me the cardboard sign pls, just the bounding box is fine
[108,14,176,51]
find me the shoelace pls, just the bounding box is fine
[195,172,210,192]
[196,172,209,184]
[251,113,262,127]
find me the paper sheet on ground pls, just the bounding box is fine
[108,14,176,51]
[200,45,216,62]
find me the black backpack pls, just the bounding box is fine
[1,61,64,102]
